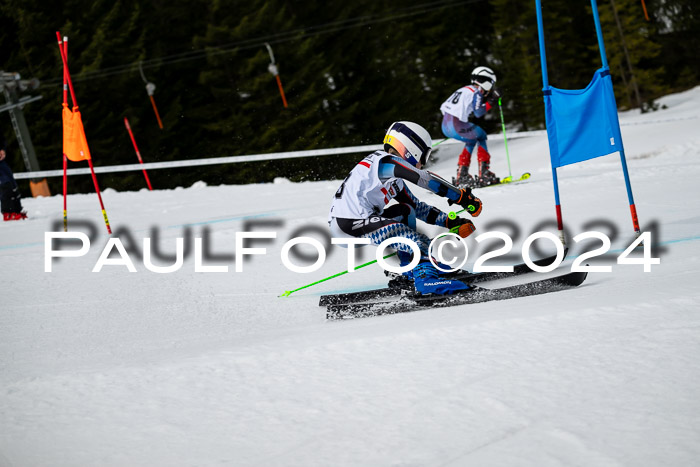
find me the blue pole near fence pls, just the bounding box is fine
[536,0,549,88]
[591,0,609,69]
[591,0,641,234]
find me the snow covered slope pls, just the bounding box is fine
[1,87,700,466]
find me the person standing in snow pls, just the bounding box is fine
[440,66,502,188]
[0,132,27,221]
[328,121,482,296]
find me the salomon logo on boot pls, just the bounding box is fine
[415,278,469,295]
[422,280,452,287]
[412,260,470,295]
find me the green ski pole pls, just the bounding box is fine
[497,97,513,181]
[280,252,397,297]
[281,206,471,297]
[448,208,466,220]
[432,138,449,148]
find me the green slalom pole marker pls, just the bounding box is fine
[280,252,397,297]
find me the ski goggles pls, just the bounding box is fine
[473,76,494,92]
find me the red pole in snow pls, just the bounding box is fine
[55,32,78,109]
[62,36,69,105]
[85,158,111,233]
[63,153,68,230]
[56,31,112,234]
[123,117,153,190]
[59,35,68,231]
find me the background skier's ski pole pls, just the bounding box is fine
[279,253,397,297]
[498,97,513,181]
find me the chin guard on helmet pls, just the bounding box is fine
[384,121,432,168]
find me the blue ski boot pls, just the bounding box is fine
[431,259,466,278]
[412,260,470,296]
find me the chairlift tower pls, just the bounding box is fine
[0,71,50,196]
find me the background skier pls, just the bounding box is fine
[328,121,482,296]
[440,66,502,188]
[0,132,27,221]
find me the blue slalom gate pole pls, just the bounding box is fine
[591,0,641,234]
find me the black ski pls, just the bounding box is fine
[319,250,567,306]
[325,270,587,320]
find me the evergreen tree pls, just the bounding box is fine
[490,0,546,130]
[650,0,700,91]
[593,0,664,110]
[490,0,599,129]
[0,0,697,193]
[190,0,343,184]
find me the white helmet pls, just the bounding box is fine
[471,66,497,92]
[383,121,432,168]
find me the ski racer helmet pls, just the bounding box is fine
[383,121,432,168]
[471,66,497,92]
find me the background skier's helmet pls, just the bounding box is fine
[471,66,497,92]
[383,121,432,168]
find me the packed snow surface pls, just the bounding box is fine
[2,87,700,466]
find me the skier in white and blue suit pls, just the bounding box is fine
[329,121,483,295]
[440,66,501,188]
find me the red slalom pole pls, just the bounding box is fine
[55,32,78,109]
[124,117,153,190]
[56,31,112,235]
[63,154,68,231]
[59,35,69,231]
[86,158,112,233]
[62,36,69,105]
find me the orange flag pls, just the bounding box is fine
[62,104,91,162]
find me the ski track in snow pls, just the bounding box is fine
[1,87,700,466]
